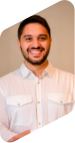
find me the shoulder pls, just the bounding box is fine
[0,68,20,85]
[52,66,74,84]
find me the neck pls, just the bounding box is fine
[24,59,48,78]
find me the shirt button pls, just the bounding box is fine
[37,81,40,84]
[37,101,40,104]
[18,103,20,106]
[60,101,63,104]
[38,122,41,125]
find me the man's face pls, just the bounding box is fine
[18,23,52,65]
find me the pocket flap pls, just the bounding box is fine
[48,93,73,104]
[6,95,32,106]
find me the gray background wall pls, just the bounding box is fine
[0,0,74,77]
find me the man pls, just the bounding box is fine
[0,15,74,142]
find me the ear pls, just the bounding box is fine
[17,39,21,51]
[49,38,52,46]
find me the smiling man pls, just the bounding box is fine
[17,18,51,78]
[0,15,74,142]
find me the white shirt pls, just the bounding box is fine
[0,62,75,141]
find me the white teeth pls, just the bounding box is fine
[30,50,41,54]
[31,51,41,54]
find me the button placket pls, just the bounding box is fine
[36,79,42,128]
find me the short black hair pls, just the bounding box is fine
[18,15,51,40]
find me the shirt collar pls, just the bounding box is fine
[20,61,53,78]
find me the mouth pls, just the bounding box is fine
[28,48,44,56]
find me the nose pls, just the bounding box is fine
[32,38,41,48]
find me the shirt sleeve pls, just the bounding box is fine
[0,123,18,142]
[0,88,18,142]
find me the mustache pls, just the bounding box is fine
[28,47,44,51]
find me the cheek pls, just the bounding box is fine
[21,42,30,51]
[42,42,49,50]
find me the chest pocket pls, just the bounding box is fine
[6,95,33,126]
[47,93,74,122]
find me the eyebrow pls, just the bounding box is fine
[23,34,48,38]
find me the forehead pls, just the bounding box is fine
[22,23,49,36]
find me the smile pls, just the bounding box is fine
[29,49,43,56]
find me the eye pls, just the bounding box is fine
[40,37,46,40]
[25,37,32,41]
